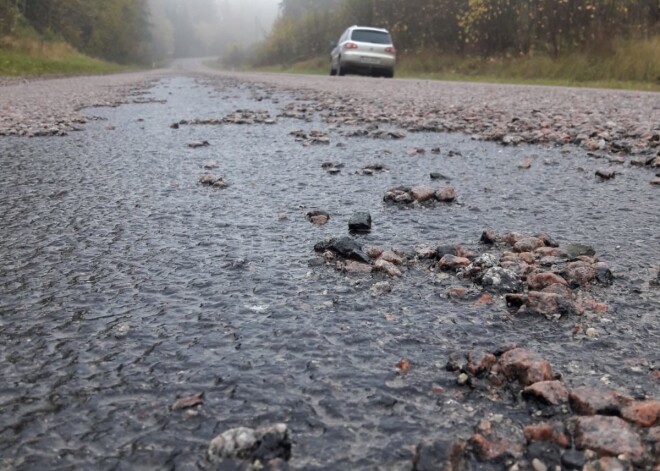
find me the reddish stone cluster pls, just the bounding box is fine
[419,345,660,470]
[319,230,613,326]
[477,230,610,319]
[383,185,456,204]
[331,247,406,277]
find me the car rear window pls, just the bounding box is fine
[351,30,392,45]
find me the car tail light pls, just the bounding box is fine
[343,42,358,50]
[385,46,396,54]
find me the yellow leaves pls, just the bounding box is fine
[257,0,656,68]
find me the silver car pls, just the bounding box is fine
[330,26,396,78]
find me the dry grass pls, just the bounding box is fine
[396,38,660,90]
[0,36,125,76]
[1,36,76,58]
[246,38,660,91]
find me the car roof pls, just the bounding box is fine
[349,26,390,34]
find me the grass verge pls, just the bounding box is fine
[0,36,126,76]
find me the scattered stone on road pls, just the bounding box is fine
[207,423,291,467]
[188,140,210,148]
[348,212,372,233]
[306,210,330,225]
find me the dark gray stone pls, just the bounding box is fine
[594,263,614,285]
[435,245,456,260]
[445,351,467,372]
[332,238,370,262]
[651,270,660,287]
[480,229,497,245]
[321,162,343,170]
[324,237,370,263]
[364,163,386,172]
[348,212,372,233]
[525,441,562,469]
[560,449,586,470]
[413,440,465,471]
[313,239,333,253]
[430,172,451,180]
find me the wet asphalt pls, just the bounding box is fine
[0,75,658,470]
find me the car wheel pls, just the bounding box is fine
[385,70,394,78]
[330,66,337,76]
[337,59,346,76]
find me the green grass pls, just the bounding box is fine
[0,37,127,76]
[240,38,660,92]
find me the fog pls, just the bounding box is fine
[148,0,281,58]
[217,0,280,43]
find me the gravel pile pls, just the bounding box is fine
[2,60,658,154]
[202,68,660,158]
[0,71,165,137]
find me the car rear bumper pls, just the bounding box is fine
[341,51,395,70]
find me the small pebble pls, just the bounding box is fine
[532,458,548,471]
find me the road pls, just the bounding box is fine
[0,61,659,470]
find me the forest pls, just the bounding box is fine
[255,0,660,69]
[1,0,658,83]
[0,0,277,64]
[0,0,153,63]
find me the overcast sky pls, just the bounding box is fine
[147,0,284,57]
[215,0,281,43]
[220,0,280,29]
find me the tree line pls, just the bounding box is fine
[255,0,660,65]
[0,0,152,63]
[0,0,244,64]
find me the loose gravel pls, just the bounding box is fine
[1,63,658,470]
[0,71,165,137]
[2,61,659,158]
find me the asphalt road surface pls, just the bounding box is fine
[1,60,659,470]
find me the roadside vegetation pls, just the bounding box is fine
[251,38,660,91]
[242,0,660,89]
[0,0,240,77]
[0,36,126,76]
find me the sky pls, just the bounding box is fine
[218,0,281,40]
[147,0,283,57]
